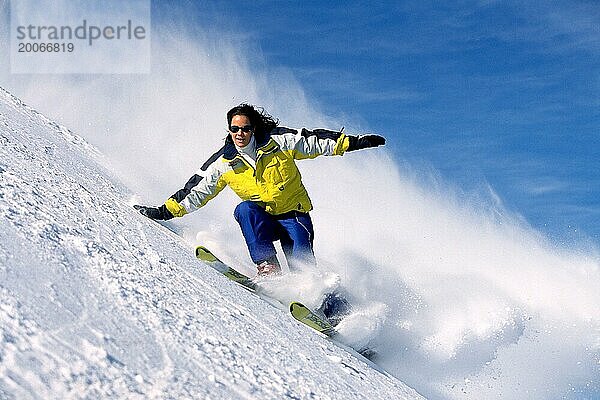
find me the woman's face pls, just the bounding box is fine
[229,115,254,148]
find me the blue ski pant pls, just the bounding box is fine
[233,201,316,269]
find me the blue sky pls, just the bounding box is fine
[152,0,599,245]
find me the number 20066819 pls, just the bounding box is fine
[18,42,74,52]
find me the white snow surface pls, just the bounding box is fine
[0,87,424,399]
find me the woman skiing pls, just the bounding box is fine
[135,103,385,276]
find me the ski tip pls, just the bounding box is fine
[289,301,305,313]
[195,245,218,262]
[289,301,337,337]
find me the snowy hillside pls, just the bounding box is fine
[0,87,424,399]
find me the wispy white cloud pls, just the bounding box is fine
[295,66,427,105]
[520,179,569,196]
[480,1,600,55]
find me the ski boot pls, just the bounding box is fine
[256,256,282,276]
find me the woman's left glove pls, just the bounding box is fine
[133,204,174,220]
[347,134,386,151]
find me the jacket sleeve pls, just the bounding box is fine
[163,147,228,217]
[271,127,350,160]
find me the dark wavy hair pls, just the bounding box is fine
[227,103,279,136]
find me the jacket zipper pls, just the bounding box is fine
[234,139,277,178]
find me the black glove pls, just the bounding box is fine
[134,204,174,220]
[347,134,386,151]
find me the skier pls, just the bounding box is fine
[135,103,385,277]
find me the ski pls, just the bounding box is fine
[195,245,338,337]
[195,245,257,292]
[193,246,385,365]
[290,301,337,337]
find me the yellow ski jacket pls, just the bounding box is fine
[164,127,351,217]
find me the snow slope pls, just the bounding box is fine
[0,87,424,399]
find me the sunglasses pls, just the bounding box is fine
[229,125,254,133]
